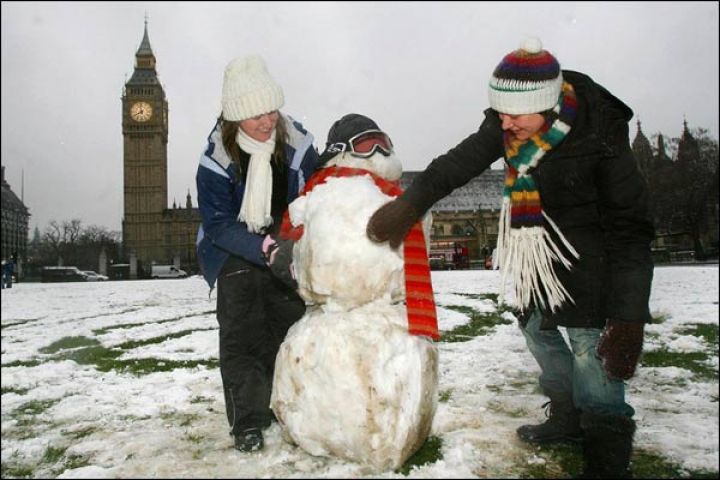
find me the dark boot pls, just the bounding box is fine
[233,427,264,452]
[578,412,636,478]
[517,397,583,444]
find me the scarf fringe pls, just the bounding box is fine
[496,199,579,312]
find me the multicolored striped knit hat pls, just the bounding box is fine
[488,37,562,115]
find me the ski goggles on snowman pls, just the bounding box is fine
[325,130,394,158]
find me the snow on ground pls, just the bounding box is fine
[1,265,718,478]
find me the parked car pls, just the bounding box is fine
[151,265,188,279]
[83,270,109,281]
[41,266,89,283]
[429,256,454,271]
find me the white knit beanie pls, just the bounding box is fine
[221,55,285,121]
[488,37,563,115]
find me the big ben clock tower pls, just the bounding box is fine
[121,19,169,267]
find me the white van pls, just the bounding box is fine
[151,265,188,279]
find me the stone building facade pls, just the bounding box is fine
[400,169,505,266]
[1,166,30,275]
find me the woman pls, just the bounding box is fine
[195,55,320,452]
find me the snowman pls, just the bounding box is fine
[270,114,440,472]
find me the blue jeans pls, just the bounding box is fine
[519,309,634,418]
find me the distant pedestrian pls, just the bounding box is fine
[2,259,14,289]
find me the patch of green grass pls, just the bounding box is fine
[63,426,96,440]
[7,398,61,432]
[39,336,100,354]
[438,390,452,403]
[486,379,537,395]
[518,442,583,478]
[115,328,215,350]
[679,323,719,349]
[632,449,718,479]
[456,292,498,301]
[649,313,669,324]
[53,345,123,367]
[516,444,719,478]
[63,454,90,471]
[397,435,443,475]
[645,330,661,340]
[1,318,42,329]
[2,386,30,396]
[190,395,214,404]
[92,310,216,335]
[440,305,513,342]
[16,399,60,416]
[641,350,717,379]
[179,413,200,427]
[2,359,42,368]
[185,432,203,444]
[0,463,35,479]
[105,358,219,375]
[37,341,219,375]
[41,445,68,464]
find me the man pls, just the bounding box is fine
[366,37,654,478]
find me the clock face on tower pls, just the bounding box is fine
[130,101,153,122]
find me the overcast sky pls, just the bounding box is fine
[2,1,718,233]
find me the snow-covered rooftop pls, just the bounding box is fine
[400,170,505,212]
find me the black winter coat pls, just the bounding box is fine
[402,70,654,328]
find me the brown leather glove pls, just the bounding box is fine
[366,197,419,250]
[597,319,645,380]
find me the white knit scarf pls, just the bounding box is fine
[236,128,277,233]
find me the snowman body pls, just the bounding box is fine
[270,153,439,472]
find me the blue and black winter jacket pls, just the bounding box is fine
[195,114,319,289]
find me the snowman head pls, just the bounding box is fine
[319,113,402,181]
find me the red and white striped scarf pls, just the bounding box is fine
[280,166,440,340]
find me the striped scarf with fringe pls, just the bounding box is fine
[494,81,579,312]
[280,166,440,340]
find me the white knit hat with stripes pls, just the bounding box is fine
[221,55,284,121]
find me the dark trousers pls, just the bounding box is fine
[216,255,305,435]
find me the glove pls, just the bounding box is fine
[366,197,419,250]
[597,319,645,380]
[262,236,297,290]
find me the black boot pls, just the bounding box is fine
[517,397,583,444]
[577,412,636,478]
[233,427,264,452]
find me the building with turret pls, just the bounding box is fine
[631,119,719,261]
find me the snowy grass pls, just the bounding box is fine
[1,266,718,478]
